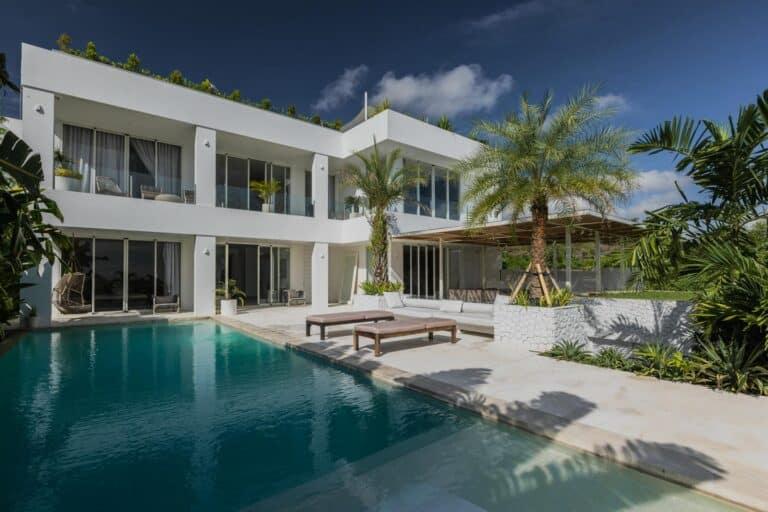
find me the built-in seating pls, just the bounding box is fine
[381,292,506,335]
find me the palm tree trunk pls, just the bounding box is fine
[529,199,548,298]
[369,208,389,285]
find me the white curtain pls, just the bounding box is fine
[95,131,125,192]
[130,138,155,174]
[158,242,180,298]
[157,143,181,195]
[63,125,93,192]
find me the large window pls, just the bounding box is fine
[403,159,460,220]
[215,155,294,214]
[62,124,182,199]
[70,237,181,313]
[402,245,441,298]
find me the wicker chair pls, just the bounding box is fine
[53,272,91,314]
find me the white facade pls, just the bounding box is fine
[15,43,482,325]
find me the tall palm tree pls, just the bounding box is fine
[457,85,636,298]
[343,140,421,286]
[0,53,19,93]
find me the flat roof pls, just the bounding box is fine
[394,211,640,246]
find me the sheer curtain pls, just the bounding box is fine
[63,125,93,192]
[129,138,156,198]
[95,131,126,193]
[157,143,181,195]
[158,242,181,299]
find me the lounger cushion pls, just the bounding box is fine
[383,292,405,308]
[439,300,463,313]
[355,319,425,335]
[424,317,457,329]
[306,310,393,324]
[403,298,442,309]
[395,307,435,318]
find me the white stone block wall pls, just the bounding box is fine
[575,298,693,350]
[494,304,588,351]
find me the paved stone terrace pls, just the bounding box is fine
[218,305,768,511]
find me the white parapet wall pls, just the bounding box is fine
[574,298,693,350]
[352,294,385,311]
[494,304,589,351]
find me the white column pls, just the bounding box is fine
[311,242,329,312]
[594,231,602,292]
[565,226,573,289]
[438,238,444,299]
[21,87,55,189]
[311,154,329,220]
[194,127,216,207]
[194,235,216,315]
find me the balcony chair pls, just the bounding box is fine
[140,185,160,200]
[286,289,306,306]
[153,294,180,313]
[95,176,126,196]
[183,188,196,204]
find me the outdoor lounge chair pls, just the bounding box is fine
[305,310,394,340]
[52,272,92,314]
[286,289,306,306]
[96,176,126,196]
[153,295,180,313]
[140,185,160,200]
[353,317,457,357]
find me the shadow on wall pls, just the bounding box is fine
[579,298,694,351]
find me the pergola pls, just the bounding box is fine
[393,210,641,296]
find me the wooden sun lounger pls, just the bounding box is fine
[305,310,395,340]
[353,318,458,357]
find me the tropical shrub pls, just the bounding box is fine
[215,279,246,306]
[360,280,402,296]
[249,180,281,205]
[538,288,573,307]
[544,341,592,362]
[54,168,82,179]
[593,347,629,370]
[633,343,696,381]
[691,339,768,395]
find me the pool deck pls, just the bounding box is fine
[217,305,768,511]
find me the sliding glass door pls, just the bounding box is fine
[68,238,181,313]
[216,155,292,214]
[216,243,291,306]
[402,245,440,299]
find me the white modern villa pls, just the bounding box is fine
[9,43,634,328]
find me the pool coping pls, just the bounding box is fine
[214,315,758,511]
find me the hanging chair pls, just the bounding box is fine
[53,272,92,314]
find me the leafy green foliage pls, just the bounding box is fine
[57,35,343,130]
[436,115,454,131]
[54,168,82,179]
[593,347,629,370]
[512,289,530,305]
[249,179,281,203]
[359,280,402,296]
[692,339,768,394]
[633,343,696,381]
[0,131,69,337]
[342,141,422,285]
[544,341,593,362]
[215,279,246,306]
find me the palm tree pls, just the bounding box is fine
[343,140,421,286]
[0,53,19,94]
[457,85,635,299]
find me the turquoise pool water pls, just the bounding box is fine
[0,321,738,511]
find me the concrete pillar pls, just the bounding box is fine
[194,127,216,207]
[594,231,602,292]
[21,262,53,327]
[21,87,55,190]
[194,235,216,315]
[438,238,444,299]
[565,226,573,289]
[481,246,487,289]
[311,242,329,312]
[311,154,329,220]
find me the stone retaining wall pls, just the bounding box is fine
[494,304,589,350]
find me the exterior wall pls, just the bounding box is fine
[494,304,589,350]
[575,298,694,350]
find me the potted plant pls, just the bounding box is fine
[345,195,363,219]
[250,179,281,212]
[216,279,246,316]
[53,149,83,191]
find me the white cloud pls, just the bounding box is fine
[312,65,368,112]
[371,64,513,118]
[594,93,629,112]
[467,0,568,29]
[617,170,694,220]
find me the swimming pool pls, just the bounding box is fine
[0,321,738,511]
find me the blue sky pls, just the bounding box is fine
[2,0,767,219]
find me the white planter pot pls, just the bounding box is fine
[220,299,239,316]
[261,204,271,213]
[352,294,385,311]
[494,304,588,350]
[55,175,82,191]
